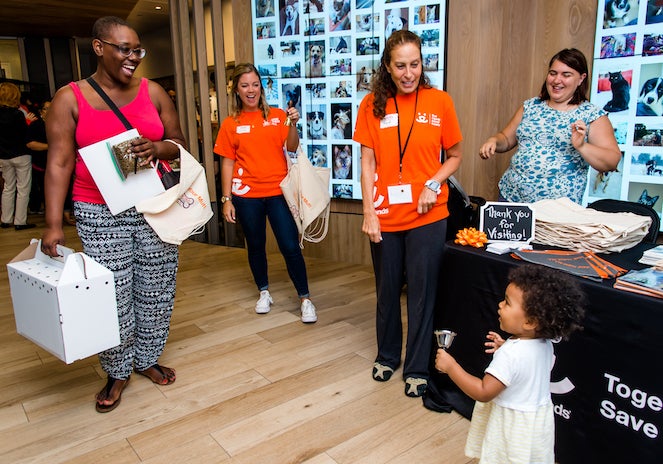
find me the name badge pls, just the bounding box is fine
[387,183,412,204]
[236,125,251,134]
[380,113,398,129]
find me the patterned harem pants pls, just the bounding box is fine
[74,202,179,379]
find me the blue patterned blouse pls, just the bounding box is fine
[498,97,606,204]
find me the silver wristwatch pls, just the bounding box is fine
[424,179,441,194]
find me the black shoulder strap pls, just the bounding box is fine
[86,77,133,130]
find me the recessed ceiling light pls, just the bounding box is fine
[155,6,162,10]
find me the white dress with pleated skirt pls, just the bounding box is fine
[464,337,555,464]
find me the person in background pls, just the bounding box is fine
[27,100,51,214]
[435,264,585,463]
[214,63,318,324]
[479,48,620,203]
[41,16,186,413]
[0,82,35,230]
[166,88,176,105]
[353,30,463,397]
[19,91,38,126]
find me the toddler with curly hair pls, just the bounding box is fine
[435,264,586,463]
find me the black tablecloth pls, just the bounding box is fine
[425,242,662,463]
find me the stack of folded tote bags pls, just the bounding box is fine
[531,197,652,253]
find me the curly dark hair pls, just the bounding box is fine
[508,264,585,340]
[538,48,589,105]
[371,29,431,119]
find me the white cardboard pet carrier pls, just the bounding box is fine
[6,239,120,364]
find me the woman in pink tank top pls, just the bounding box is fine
[41,16,187,413]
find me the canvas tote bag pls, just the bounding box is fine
[135,140,214,245]
[280,145,331,246]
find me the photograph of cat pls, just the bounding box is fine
[628,182,662,212]
[603,70,631,112]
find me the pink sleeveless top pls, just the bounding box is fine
[70,78,165,204]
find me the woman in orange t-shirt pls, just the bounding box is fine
[214,63,317,324]
[353,30,463,397]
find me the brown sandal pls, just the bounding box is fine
[136,364,176,385]
[95,376,130,413]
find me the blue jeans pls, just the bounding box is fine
[233,195,310,298]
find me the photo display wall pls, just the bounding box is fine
[251,0,448,200]
[589,0,663,229]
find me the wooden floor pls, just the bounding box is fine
[0,216,473,464]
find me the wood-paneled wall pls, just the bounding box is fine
[264,0,599,265]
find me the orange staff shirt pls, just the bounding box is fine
[353,86,463,232]
[214,107,290,198]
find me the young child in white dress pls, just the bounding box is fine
[435,264,585,463]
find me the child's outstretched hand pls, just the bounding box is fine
[485,331,505,354]
[435,348,456,374]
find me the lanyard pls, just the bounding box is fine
[394,88,419,178]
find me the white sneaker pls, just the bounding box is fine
[300,298,317,323]
[255,290,273,314]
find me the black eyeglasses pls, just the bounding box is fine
[99,39,146,59]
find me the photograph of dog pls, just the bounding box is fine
[423,53,439,71]
[637,76,663,116]
[255,41,278,62]
[262,77,278,101]
[634,123,663,146]
[281,62,301,78]
[385,8,407,40]
[308,145,328,167]
[332,144,353,179]
[356,65,375,93]
[257,63,277,78]
[592,170,618,194]
[647,0,663,24]
[279,0,299,36]
[643,34,663,56]
[303,0,323,14]
[329,58,351,75]
[330,104,352,139]
[306,41,325,78]
[333,183,354,199]
[332,80,352,98]
[280,40,299,57]
[256,0,275,18]
[256,22,275,40]
[420,28,440,47]
[306,83,326,100]
[330,36,350,55]
[646,159,663,175]
[282,83,301,109]
[307,107,327,140]
[630,152,663,177]
[356,13,376,33]
[357,37,380,55]
[414,4,439,25]
[603,0,637,28]
[305,17,325,36]
[330,0,351,31]
[589,156,623,198]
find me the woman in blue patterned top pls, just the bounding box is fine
[479,48,620,204]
